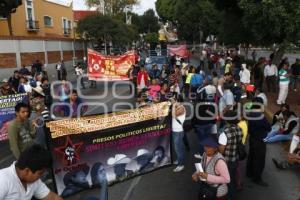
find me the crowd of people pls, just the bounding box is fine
[0,48,300,200]
[128,48,300,200]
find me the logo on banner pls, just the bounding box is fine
[54,136,84,166]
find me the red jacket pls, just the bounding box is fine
[137,71,149,86]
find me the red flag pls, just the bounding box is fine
[88,49,136,81]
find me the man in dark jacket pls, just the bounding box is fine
[291,58,300,91]
[252,58,265,90]
[246,97,271,187]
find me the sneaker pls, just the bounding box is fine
[173,160,178,165]
[173,165,185,173]
[194,154,202,159]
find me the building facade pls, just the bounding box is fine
[0,0,86,80]
[0,0,74,38]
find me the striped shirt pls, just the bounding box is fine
[279,69,289,84]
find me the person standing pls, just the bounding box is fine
[277,63,290,105]
[251,50,257,62]
[137,66,149,92]
[239,64,251,85]
[219,82,235,130]
[171,96,186,172]
[246,98,271,187]
[8,103,36,159]
[252,58,265,91]
[75,64,85,89]
[264,61,278,93]
[218,110,242,200]
[192,136,230,200]
[290,58,300,92]
[61,60,67,81]
[55,61,63,81]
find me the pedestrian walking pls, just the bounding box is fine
[290,58,300,91]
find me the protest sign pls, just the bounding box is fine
[46,102,172,197]
[88,49,137,81]
[0,93,28,141]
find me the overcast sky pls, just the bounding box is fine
[73,0,156,15]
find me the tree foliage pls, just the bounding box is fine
[0,0,22,36]
[239,0,300,46]
[156,0,220,43]
[114,9,159,34]
[77,14,138,46]
[85,0,139,15]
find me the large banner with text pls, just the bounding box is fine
[46,102,172,197]
[0,93,28,141]
[88,49,137,81]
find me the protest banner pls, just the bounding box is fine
[88,49,137,81]
[46,102,172,197]
[0,93,28,141]
[167,45,190,58]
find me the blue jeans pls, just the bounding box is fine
[195,124,213,155]
[264,130,293,143]
[172,131,185,166]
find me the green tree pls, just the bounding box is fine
[156,0,220,43]
[155,0,177,21]
[85,0,139,15]
[0,0,22,36]
[77,14,138,47]
[140,9,160,33]
[239,0,300,64]
[144,32,159,44]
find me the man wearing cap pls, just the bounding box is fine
[0,79,15,96]
[192,136,230,200]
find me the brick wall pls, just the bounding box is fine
[21,52,45,66]
[0,53,16,68]
[63,51,73,61]
[47,51,61,63]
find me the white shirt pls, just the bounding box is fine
[239,69,251,84]
[172,113,186,132]
[218,132,228,145]
[264,64,278,77]
[0,162,50,200]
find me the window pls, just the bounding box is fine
[25,0,34,20]
[44,16,53,27]
[68,20,72,29]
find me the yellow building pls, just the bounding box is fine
[0,0,74,39]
